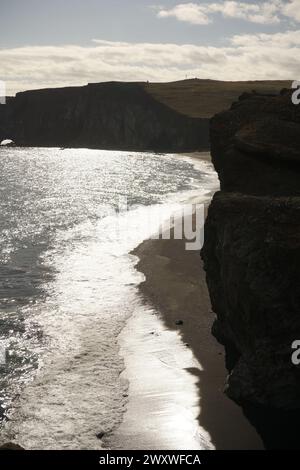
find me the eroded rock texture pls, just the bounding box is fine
[2,82,209,152]
[202,90,300,448]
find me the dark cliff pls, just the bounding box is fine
[0,98,14,143]
[202,90,300,448]
[0,79,291,151]
[5,82,209,152]
[210,90,300,196]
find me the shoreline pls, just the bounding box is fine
[129,230,263,449]
[107,153,264,450]
[107,219,263,449]
[0,145,211,154]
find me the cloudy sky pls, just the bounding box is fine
[1,0,300,95]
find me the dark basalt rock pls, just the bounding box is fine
[203,193,300,407]
[0,442,24,450]
[0,98,15,143]
[210,91,300,196]
[202,90,300,448]
[3,82,209,152]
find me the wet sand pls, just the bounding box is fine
[108,153,264,450]
[128,232,263,449]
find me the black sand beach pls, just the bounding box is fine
[107,154,264,450]
[129,224,263,449]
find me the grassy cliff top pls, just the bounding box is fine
[144,79,292,118]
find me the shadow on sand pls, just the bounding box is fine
[133,236,264,450]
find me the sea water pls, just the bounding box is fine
[0,148,218,449]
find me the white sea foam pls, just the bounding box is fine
[0,148,218,449]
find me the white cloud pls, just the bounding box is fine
[282,0,300,22]
[156,1,300,25]
[157,3,211,25]
[231,29,300,47]
[217,1,282,24]
[0,32,298,95]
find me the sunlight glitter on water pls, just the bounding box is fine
[110,306,214,450]
[0,148,218,449]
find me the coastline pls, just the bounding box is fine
[107,153,264,450]
[130,228,263,449]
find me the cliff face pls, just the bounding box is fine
[10,82,209,151]
[202,91,300,447]
[0,98,14,142]
[1,79,291,152]
[210,91,300,196]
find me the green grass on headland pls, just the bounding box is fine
[144,79,292,118]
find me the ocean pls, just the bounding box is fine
[0,147,218,449]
